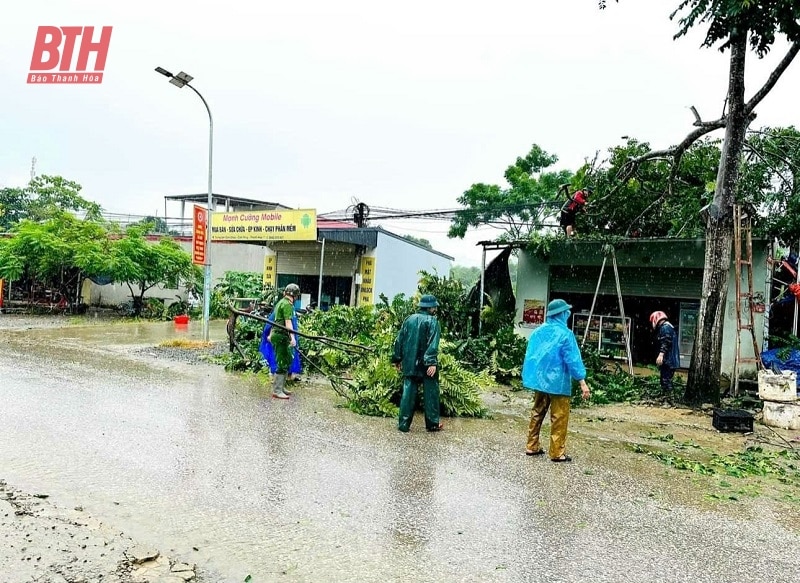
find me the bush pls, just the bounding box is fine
[572,346,684,406]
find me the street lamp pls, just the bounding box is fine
[155,66,214,342]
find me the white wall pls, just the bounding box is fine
[84,239,266,306]
[514,250,550,340]
[373,232,452,301]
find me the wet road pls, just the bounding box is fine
[1,320,799,582]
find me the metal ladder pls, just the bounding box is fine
[732,204,762,395]
[581,244,634,375]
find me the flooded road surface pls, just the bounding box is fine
[1,320,799,582]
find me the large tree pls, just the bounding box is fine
[448,144,574,241]
[602,1,800,403]
[110,224,198,316]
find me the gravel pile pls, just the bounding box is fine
[136,342,230,366]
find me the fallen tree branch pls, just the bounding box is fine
[228,305,374,353]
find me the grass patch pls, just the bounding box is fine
[630,438,800,504]
[158,339,213,349]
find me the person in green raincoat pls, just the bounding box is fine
[392,294,443,432]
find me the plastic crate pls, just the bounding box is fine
[712,408,754,433]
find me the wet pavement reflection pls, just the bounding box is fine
[1,320,799,582]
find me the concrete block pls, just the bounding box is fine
[762,400,800,430]
[758,370,798,402]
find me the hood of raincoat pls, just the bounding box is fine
[548,310,570,326]
[521,311,586,396]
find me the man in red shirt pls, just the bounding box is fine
[559,187,591,237]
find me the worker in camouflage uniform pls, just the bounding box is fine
[269,283,301,399]
[392,294,443,432]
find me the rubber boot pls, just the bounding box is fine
[272,374,290,399]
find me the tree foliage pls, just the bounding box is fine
[742,126,800,245]
[401,234,433,249]
[585,138,720,238]
[671,0,800,56]
[450,265,481,288]
[0,175,101,231]
[448,144,573,241]
[110,224,199,316]
[0,213,112,309]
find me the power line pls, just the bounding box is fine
[319,200,563,222]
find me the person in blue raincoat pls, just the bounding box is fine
[522,299,591,462]
[259,301,302,382]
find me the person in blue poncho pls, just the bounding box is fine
[259,288,303,398]
[522,299,591,462]
[259,311,302,378]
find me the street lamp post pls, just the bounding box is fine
[155,66,214,342]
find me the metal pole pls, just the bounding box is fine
[318,238,326,308]
[186,84,213,342]
[478,246,486,335]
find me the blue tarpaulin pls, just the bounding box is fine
[761,348,800,376]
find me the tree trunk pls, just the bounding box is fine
[134,284,146,317]
[685,32,749,405]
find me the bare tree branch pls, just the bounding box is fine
[613,40,799,191]
[623,192,669,238]
[618,119,725,183]
[745,42,800,115]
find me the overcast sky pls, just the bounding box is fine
[2,0,799,266]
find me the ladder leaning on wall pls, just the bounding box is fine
[732,204,763,396]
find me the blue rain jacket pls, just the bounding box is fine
[259,311,302,375]
[521,311,586,396]
[655,321,680,370]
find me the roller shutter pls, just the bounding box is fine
[274,241,356,277]
[549,266,703,299]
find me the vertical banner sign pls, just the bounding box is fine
[358,256,376,307]
[263,255,276,287]
[192,205,208,265]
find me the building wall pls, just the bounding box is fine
[83,229,453,308]
[515,251,551,332]
[84,239,265,306]
[373,232,452,302]
[514,239,770,377]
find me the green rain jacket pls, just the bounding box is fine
[391,310,441,377]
